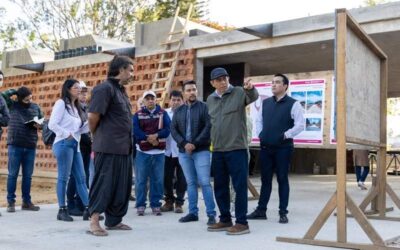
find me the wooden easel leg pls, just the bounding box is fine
[386,183,400,209]
[304,192,337,240]
[346,194,385,246]
[247,178,259,199]
[359,185,379,211]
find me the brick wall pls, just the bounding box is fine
[0,49,196,173]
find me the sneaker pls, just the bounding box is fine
[179,213,199,223]
[174,204,183,213]
[360,183,368,190]
[137,206,145,216]
[7,202,15,213]
[152,207,162,216]
[57,207,73,222]
[129,195,136,201]
[246,209,267,220]
[207,221,233,232]
[226,223,250,235]
[207,215,216,225]
[160,202,174,212]
[21,202,40,211]
[279,214,289,224]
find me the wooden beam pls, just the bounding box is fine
[304,192,337,240]
[359,186,379,212]
[335,10,348,243]
[336,10,388,60]
[276,237,397,250]
[346,137,385,148]
[377,59,388,216]
[386,184,400,209]
[346,194,385,245]
[247,179,259,199]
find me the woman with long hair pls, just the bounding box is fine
[49,79,90,221]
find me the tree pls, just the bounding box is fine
[2,0,210,52]
[363,0,388,6]
[6,0,154,51]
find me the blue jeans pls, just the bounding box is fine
[179,151,216,217]
[212,149,248,225]
[53,138,88,207]
[257,146,293,215]
[135,151,164,208]
[355,166,370,182]
[7,145,36,204]
[66,150,91,210]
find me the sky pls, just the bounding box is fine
[208,0,389,27]
[1,0,395,27]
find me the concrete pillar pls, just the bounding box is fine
[195,58,204,101]
[244,62,251,78]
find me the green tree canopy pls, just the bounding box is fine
[0,0,210,52]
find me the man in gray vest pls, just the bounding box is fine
[247,73,304,224]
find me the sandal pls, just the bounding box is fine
[106,223,132,231]
[86,229,108,237]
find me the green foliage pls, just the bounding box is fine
[0,0,209,52]
[363,0,388,6]
[387,98,400,116]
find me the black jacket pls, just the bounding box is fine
[79,104,91,154]
[0,95,10,137]
[7,102,43,149]
[171,100,211,153]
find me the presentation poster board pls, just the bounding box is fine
[250,79,326,145]
[345,28,381,144]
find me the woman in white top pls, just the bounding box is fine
[49,79,90,222]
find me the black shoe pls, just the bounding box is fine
[83,208,90,221]
[247,209,267,220]
[207,215,216,225]
[179,213,199,223]
[7,202,16,213]
[68,207,84,216]
[57,207,73,222]
[129,195,136,201]
[279,214,289,224]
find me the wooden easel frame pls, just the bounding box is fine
[277,9,400,249]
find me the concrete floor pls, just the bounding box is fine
[1,175,400,250]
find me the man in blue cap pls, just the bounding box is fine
[206,67,258,235]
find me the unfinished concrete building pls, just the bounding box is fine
[1,2,400,176]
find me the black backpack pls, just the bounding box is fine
[42,119,55,146]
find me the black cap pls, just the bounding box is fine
[210,67,229,80]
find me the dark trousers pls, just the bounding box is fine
[257,146,293,215]
[89,153,132,227]
[7,145,36,204]
[355,166,370,182]
[67,150,90,210]
[164,155,186,205]
[212,149,248,225]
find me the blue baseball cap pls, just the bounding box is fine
[210,67,229,80]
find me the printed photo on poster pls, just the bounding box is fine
[306,91,323,114]
[251,79,326,145]
[291,91,306,111]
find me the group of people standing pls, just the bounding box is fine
[0,56,306,237]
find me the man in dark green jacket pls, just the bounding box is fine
[206,67,258,235]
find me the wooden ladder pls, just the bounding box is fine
[151,4,193,107]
